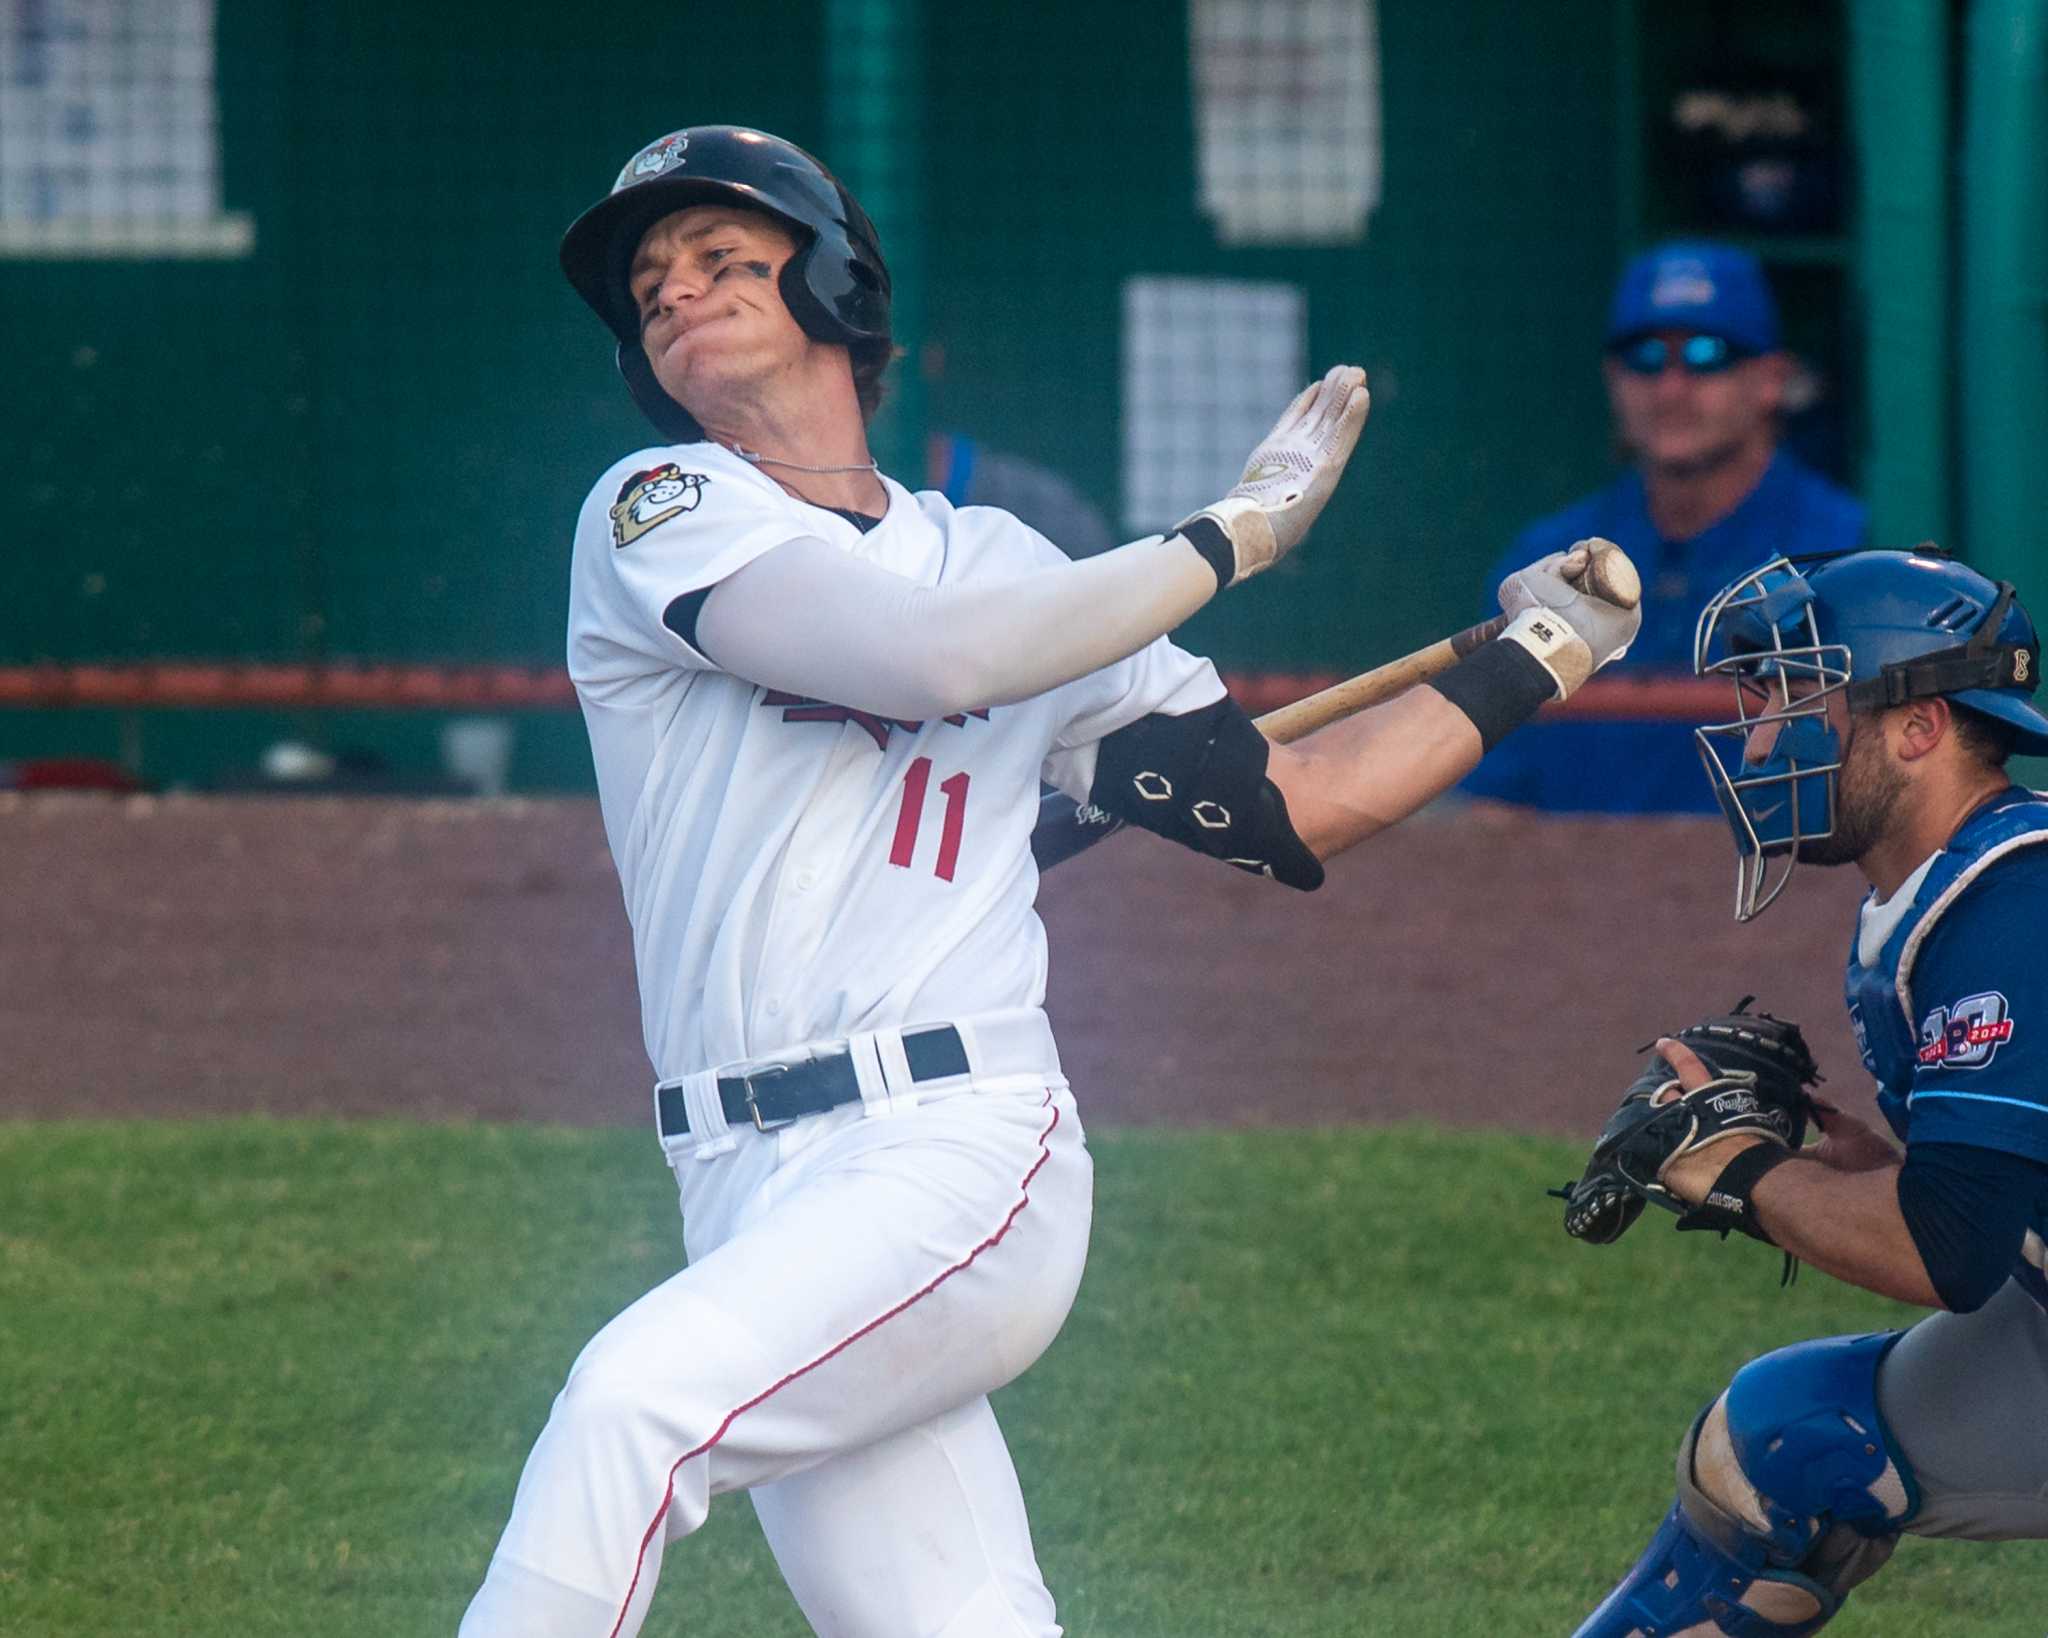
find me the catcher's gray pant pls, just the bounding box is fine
[1600,1282,2048,1635]
[1876,1276,2048,1542]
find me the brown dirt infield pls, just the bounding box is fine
[0,794,1870,1134]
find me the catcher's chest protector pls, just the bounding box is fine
[1844,790,2048,1131]
[1845,789,2048,1310]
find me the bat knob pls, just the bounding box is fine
[1564,537,1642,611]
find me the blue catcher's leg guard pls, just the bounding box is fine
[1574,1333,1919,1637]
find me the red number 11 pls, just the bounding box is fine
[889,757,970,881]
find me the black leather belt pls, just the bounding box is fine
[658,1024,971,1137]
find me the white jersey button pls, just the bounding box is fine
[765,998,783,1017]
[795,868,819,891]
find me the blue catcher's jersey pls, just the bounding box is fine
[1844,786,2048,1305]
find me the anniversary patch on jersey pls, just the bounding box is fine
[761,689,989,751]
[1918,991,2016,1069]
[610,465,707,547]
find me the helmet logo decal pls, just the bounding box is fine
[620,132,690,190]
[610,464,706,547]
[2017,649,2032,684]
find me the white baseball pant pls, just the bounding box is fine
[460,1010,1090,1638]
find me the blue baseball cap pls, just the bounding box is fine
[1605,241,1781,355]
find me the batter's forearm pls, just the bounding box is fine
[696,532,1220,719]
[1266,687,1483,859]
[1751,1160,1943,1307]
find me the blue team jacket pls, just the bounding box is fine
[1461,451,1867,813]
[1843,787,2048,1307]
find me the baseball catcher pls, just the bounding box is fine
[1567,550,2048,1638]
[1555,1001,1822,1251]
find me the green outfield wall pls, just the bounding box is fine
[0,0,1925,790]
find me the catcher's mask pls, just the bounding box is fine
[1695,547,2048,921]
[559,125,892,444]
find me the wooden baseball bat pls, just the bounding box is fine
[1031,539,1640,871]
[1258,538,1639,743]
[1029,616,1505,871]
[1250,610,1511,744]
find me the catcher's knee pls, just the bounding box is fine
[1693,1332,1919,1564]
[1575,1332,1918,1637]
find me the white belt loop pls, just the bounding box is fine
[848,1028,914,1117]
[658,1068,735,1162]
[950,1015,986,1080]
[953,1008,1059,1088]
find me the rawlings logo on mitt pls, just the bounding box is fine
[1552,999,1822,1249]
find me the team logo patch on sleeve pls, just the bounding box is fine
[610,465,707,547]
[1917,991,2016,1069]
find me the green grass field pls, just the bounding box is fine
[4,1119,2043,1636]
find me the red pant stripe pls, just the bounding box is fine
[606,1092,1063,1638]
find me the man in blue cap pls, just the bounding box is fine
[1463,241,1867,812]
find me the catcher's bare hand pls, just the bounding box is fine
[1809,1101,1903,1174]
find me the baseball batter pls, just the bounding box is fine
[1568,549,2048,1636]
[457,125,1641,1638]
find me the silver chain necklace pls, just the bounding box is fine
[730,443,880,476]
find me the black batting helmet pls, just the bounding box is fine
[559,125,892,444]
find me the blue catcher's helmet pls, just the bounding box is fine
[559,126,892,444]
[1694,548,2048,920]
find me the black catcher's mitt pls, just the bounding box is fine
[1553,1000,1822,1248]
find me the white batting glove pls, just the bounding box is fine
[1496,540,1643,699]
[1177,365,1372,585]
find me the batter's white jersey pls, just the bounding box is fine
[568,442,1223,1081]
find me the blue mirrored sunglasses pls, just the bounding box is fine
[1611,333,1746,375]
